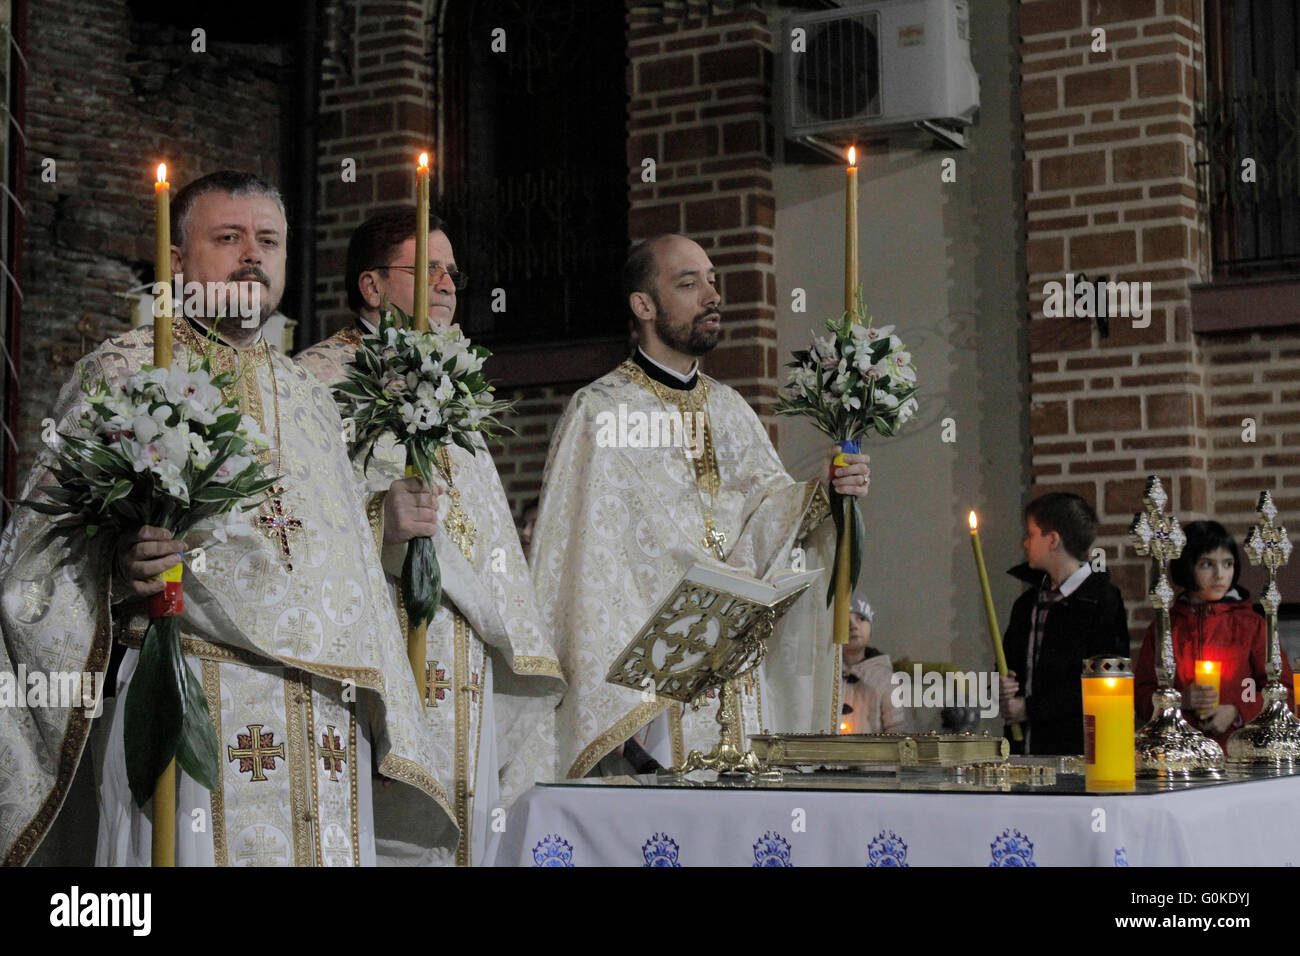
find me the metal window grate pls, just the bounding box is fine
[1199,0,1300,277]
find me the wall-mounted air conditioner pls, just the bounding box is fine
[780,0,980,150]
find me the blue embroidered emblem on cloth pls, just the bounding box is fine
[867,830,909,867]
[989,828,1036,867]
[532,834,575,867]
[642,832,681,867]
[753,830,793,867]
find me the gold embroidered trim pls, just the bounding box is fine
[377,753,454,823]
[5,548,114,866]
[797,482,831,541]
[349,711,360,867]
[366,491,387,555]
[287,672,314,866]
[118,627,390,700]
[453,610,472,867]
[202,659,229,866]
[569,698,669,779]
[510,655,564,680]
[336,328,363,349]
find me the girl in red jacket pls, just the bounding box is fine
[1135,520,1295,747]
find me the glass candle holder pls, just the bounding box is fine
[1082,656,1135,791]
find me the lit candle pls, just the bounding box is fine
[154,163,172,369]
[844,146,858,322]
[1294,673,1299,719]
[414,151,430,332]
[1193,659,1221,717]
[1081,657,1135,791]
[970,511,1021,742]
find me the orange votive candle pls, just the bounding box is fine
[1082,657,1135,791]
[1194,659,1221,716]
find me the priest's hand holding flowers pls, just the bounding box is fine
[775,298,919,606]
[22,347,278,807]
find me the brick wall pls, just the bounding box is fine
[627,0,781,437]
[314,0,431,337]
[16,2,282,479]
[1021,0,1300,639]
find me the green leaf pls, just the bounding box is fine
[849,497,866,593]
[401,534,441,629]
[175,656,220,793]
[123,617,184,808]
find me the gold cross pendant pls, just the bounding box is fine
[702,519,727,561]
[257,486,305,571]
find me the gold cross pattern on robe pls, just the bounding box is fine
[425,661,451,708]
[257,485,305,571]
[228,724,286,782]
[318,726,348,782]
[466,669,483,702]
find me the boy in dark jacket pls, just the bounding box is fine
[999,493,1130,754]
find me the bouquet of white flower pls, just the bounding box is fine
[775,300,919,606]
[22,344,277,806]
[334,307,512,629]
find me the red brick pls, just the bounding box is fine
[1036,440,1088,454]
[1089,0,1158,24]
[1041,150,1106,190]
[1020,0,1083,35]
[723,119,763,154]
[629,203,681,238]
[1073,187,1144,206]
[746,194,774,229]
[1137,60,1181,97]
[664,126,719,162]
[1029,317,1093,352]
[1070,457,1138,473]
[1113,142,1185,182]
[1142,224,1187,262]
[1063,67,1131,107]
[721,269,765,304]
[1022,77,1059,114]
[1027,237,1066,275]
[637,55,695,94]
[706,344,765,380]
[699,47,764,85]
[1076,395,1141,432]
[1146,392,1194,428]
[1070,230,1138,269]
[1104,478,1146,515]
[1124,435,1196,450]
[1031,401,1070,436]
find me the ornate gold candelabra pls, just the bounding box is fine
[1225,491,1300,772]
[1129,476,1224,778]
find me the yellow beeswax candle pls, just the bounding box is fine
[1194,659,1221,717]
[1082,656,1135,790]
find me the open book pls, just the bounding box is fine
[605,564,821,704]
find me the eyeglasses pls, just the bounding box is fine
[372,264,469,291]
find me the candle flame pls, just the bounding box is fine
[839,722,849,733]
[156,163,167,184]
[968,511,978,531]
[1201,661,1214,673]
[848,146,856,166]
[1104,677,1116,689]
[418,152,429,170]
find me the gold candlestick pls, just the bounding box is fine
[1129,476,1223,779]
[1226,491,1300,772]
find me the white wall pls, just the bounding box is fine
[771,0,1028,708]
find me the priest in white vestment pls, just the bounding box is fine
[0,173,447,866]
[531,234,872,778]
[296,210,564,866]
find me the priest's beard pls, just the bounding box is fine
[651,296,721,357]
[210,269,278,345]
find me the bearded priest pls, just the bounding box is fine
[295,209,564,866]
[0,172,448,866]
[531,233,872,778]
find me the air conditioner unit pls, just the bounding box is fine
[781,0,980,150]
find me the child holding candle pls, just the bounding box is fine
[998,493,1130,754]
[1134,520,1295,746]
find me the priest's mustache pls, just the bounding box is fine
[229,267,271,286]
[697,311,721,324]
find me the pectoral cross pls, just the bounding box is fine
[257,486,304,571]
[702,518,727,561]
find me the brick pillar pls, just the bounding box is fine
[1020,0,1208,641]
[315,0,431,337]
[626,1,780,436]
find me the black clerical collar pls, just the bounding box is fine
[356,315,376,335]
[634,348,698,391]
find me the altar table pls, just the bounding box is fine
[493,771,1300,866]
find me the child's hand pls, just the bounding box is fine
[1186,683,1218,714]
[998,671,1020,701]
[1199,704,1237,736]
